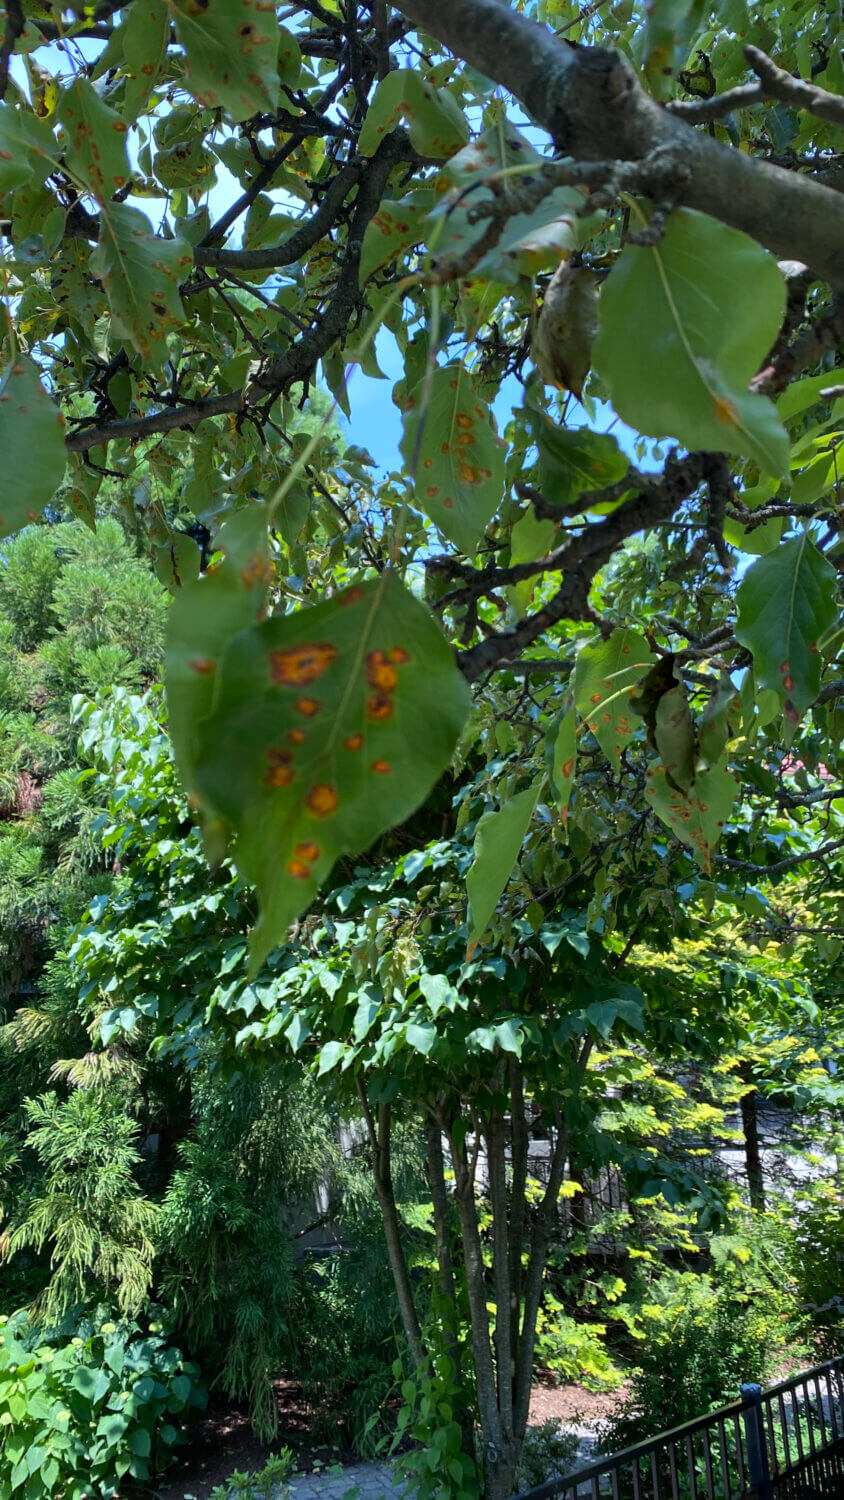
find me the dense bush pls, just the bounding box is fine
[0,1307,205,1498]
[788,1190,844,1359]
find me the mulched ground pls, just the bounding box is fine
[153,1374,628,1500]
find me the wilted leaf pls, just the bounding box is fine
[646,758,737,872]
[192,573,471,970]
[593,209,788,476]
[169,0,280,122]
[359,69,468,159]
[400,362,505,555]
[91,204,192,367]
[533,261,599,398]
[467,780,542,951]
[735,535,838,722]
[574,629,655,764]
[0,355,66,538]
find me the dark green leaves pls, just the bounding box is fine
[170,0,281,121]
[359,69,467,159]
[400,363,506,555]
[56,79,130,202]
[593,209,788,476]
[530,409,629,508]
[574,629,655,764]
[0,356,66,539]
[187,572,470,970]
[735,534,838,722]
[466,780,542,953]
[645,760,737,873]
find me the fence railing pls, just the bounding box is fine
[514,1355,844,1500]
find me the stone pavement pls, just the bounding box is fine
[287,1460,406,1500]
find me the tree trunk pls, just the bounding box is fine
[740,1070,765,1211]
[425,1109,475,1464]
[357,1081,425,1365]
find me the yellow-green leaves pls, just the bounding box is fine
[530,408,629,508]
[0,356,66,539]
[735,534,838,723]
[122,0,170,122]
[574,629,655,764]
[359,69,468,159]
[91,205,191,367]
[466,780,542,954]
[359,199,430,287]
[400,363,505,555]
[593,209,789,476]
[546,700,576,822]
[177,571,469,971]
[169,0,280,122]
[56,79,130,203]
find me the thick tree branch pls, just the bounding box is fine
[392,0,844,287]
[751,300,844,396]
[743,45,844,131]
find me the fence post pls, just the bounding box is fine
[741,1383,774,1500]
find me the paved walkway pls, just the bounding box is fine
[288,1461,406,1500]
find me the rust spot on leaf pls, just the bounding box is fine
[269,642,337,685]
[295,841,320,861]
[266,749,294,787]
[306,784,338,817]
[189,658,216,674]
[295,697,321,717]
[366,694,393,720]
[371,760,392,774]
[288,859,310,879]
[344,733,364,751]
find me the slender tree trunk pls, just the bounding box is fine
[740,1068,765,1211]
[426,1109,475,1464]
[357,1081,425,1365]
[513,1106,568,1440]
[508,1060,529,1410]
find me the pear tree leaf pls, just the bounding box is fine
[735,534,838,723]
[400,362,506,555]
[646,758,737,872]
[466,780,542,951]
[545,699,576,823]
[56,78,131,203]
[359,198,430,287]
[0,355,67,539]
[593,208,788,476]
[653,677,696,795]
[359,69,468,160]
[506,507,559,617]
[533,262,599,396]
[722,481,784,556]
[122,0,172,122]
[169,0,280,122]
[0,101,59,192]
[165,504,272,792]
[574,629,655,765]
[90,204,192,367]
[191,573,470,971]
[529,409,628,508]
[698,672,741,767]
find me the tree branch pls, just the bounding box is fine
[743,44,844,131]
[0,0,25,102]
[194,156,366,270]
[715,835,844,876]
[357,1080,425,1366]
[392,0,844,287]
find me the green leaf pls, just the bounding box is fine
[56,79,131,203]
[400,363,505,554]
[359,69,468,160]
[734,535,838,722]
[722,481,784,556]
[0,102,58,192]
[122,0,170,121]
[506,508,558,616]
[698,672,740,767]
[573,629,655,764]
[545,699,576,823]
[170,0,280,121]
[529,411,628,508]
[192,573,470,971]
[406,1022,437,1055]
[0,356,67,539]
[359,199,430,287]
[128,1427,151,1458]
[90,204,191,368]
[644,0,707,98]
[653,675,695,795]
[646,758,737,872]
[166,503,271,791]
[593,209,788,476]
[466,780,541,951]
[317,1040,345,1075]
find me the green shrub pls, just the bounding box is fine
[0,1307,205,1498]
[208,1449,293,1500]
[515,1420,580,1492]
[788,1191,844,1359]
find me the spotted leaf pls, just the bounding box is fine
[122,0,170,122]
[574,629,655,765]
[735,535,838,724]
[359,198,430,287]
[56,78,131,203]
[359,69,468,160]
[0,102,58,195]
[646,758,737,873]
[0,356,66,540]
[545,699,576,823]
[400,362,506,556]
[168,0,280,122]
[191,573,471,971]
[90,204,192,368]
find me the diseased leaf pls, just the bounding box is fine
[593,209,788,476]
[644,0,707,98]
[574,629,655,764]
[533,261,599,397]
[169,0,280,122]
[191,573,470,971]
[466,780,542,951]
[653,677,696,795]
[529,409,628,508]
[56,79,131,203]
[545,699,576,823]
[91,204,192,367]
[0,101,58,193]
[359,69,468,160]
[735,535,838,722]
[400,363,505,555]
[0,355,66,539]
[646,758,737,872]
[122,0,170,121]
[359,198,430,287]
[698,672,741,767]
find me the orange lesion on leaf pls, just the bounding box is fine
[295,841,320,861]
[240,553,268,588]
[295,697,321,717]
[366,694,393,720]
[189,658,217,675]
[266,749,294,787]
[366,653,399,692]
[713,394,740,426]
[389,647,411,664]
[338,586,365,606]
[288,859,311,879]
[371,760,392,774]
[306,784,338,818]
[344,733,364,751]
[269,641,337,685]
[288,728,307,745]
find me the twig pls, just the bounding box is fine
[715,835,844,876]
[0,0,25,102]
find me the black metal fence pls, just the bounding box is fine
[515,1356,844,1500]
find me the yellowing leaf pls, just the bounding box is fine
[0,356,66,539]
[646,758,737,872]
[168,0,280,122]
[400,363,505,555]
[91,204,192,368]
[192,573,470,971]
